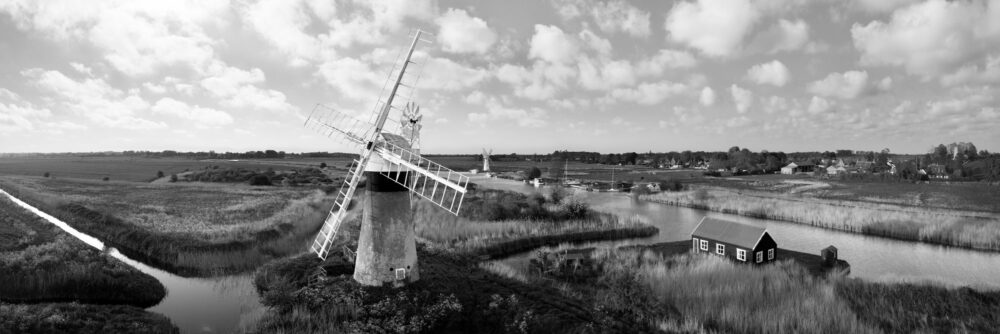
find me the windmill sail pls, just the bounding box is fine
[310,157,365,259]
[305,104,373,146]
[374,135,469,215]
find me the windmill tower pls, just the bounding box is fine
[305,30,469,286]
[482,148,492,172]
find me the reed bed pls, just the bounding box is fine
[594,249,878,334]
[0,176,334,276]
[0,302,178,334]
[642,187,1000,250]
[0,196,166,307]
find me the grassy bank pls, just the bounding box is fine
[252,248,645,333]
[642,187,1000,251]
[0,196,165,307]
[0,302,178,334]
[0,176,333,276]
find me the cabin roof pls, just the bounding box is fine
[691,217,768,249]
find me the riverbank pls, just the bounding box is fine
[0,176,333,276]
[0,195,165,307]
[641,186,1000,251]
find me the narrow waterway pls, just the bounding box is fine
[1,189,263,334]
[472,178,1000,290]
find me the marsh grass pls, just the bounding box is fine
[836,279,1000,334]
[0,302,178,334]
[643,187,1000,250]
[0,196,166,307]
[594,249,878,334]
[0,176,335,276]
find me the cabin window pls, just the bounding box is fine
[756,251,763,263]
[736,249,746,261]
[692,238,699,250]
[768,248,774,260]
[699,240,708,251]
[716,243,725,255]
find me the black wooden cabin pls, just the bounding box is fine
[690,217,777,264]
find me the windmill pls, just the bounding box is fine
[304,30,470,286]
[482,148,492,173]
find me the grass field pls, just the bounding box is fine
[0,156,333,182]
[0,176,335,276]
[0,303,178,334]
[642,185,1000,251]
[0,196,166,307]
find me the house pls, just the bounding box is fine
[827,165,847,175]
[691,217,777,264]
[781,162,817,175]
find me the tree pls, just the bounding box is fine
[526,166,542,179]
[249,174,272,186]
[319,162,327,169]
[933,144,949,163]
[157,170,165,178]
[623,152,638,165]
[728,146,740,154]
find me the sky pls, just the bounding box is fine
[0,0,998,155]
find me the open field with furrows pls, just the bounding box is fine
[641,185,1000,251]
[698,174,1000,213]
[0,176,335,276]
[0,196,166,307]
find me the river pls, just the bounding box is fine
[472,178,1000,290]
[1,189,263,334]
[5,178,1000,333]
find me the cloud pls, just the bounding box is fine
[851,0,921,13]
[940,55,1000,87]
[529,24,578,63]
[22,68,164,129]
[0,90,53,132]
[590,0,651,38]
[636,49,698,74]
[496,62,574,100]
[578,29,613,56]
[807,96,832,114]
[467,96,546,127]
[746,60,790,87]
[240,0,321,66]
[2,1,228,76]
[851,0,1000,80]
[317,57,383,101]
[807,70,869,99]
[730,84,753,113]
[200,62,295,113]
[152,97,234,127]
[700,86,716,106]
[665,0,761,57]
[435,8,497,54]
[609,80,688,105]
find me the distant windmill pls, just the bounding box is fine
[482,148,492,172]
[304,30,469,286]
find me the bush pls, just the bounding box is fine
[564,200,590,219]
[169,174,178,182]
[320,162,327,169]
[659,179,683,192]
[43,172,50,178]
[156,170,164,178]
[526,167,542,179]
[102,177,110,182]
[249,174,273,186]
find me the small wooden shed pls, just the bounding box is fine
[691,217,777,264]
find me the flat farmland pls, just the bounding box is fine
[430,155,703,182]
[0,156,353,182]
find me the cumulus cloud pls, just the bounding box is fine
[636,49,698,74]
[435,8,497,54]
[807,96,832,114]
[529,24,578,64]
[467,96,546,127]
[746,60,790,87]
[665,0,760,57]
[241,0,321,66]
[700,86,716,106]
[200,62,295,113]
[21,68,164,129]
[152,97,233,127]
[420,57,490,91]
[851,0,920,13]
[590,0,651,38]
[496,62,574,100]
[808,70,869,99]
[851,0,1000,79]
[609,80,688,105]
[730,84,753,113]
